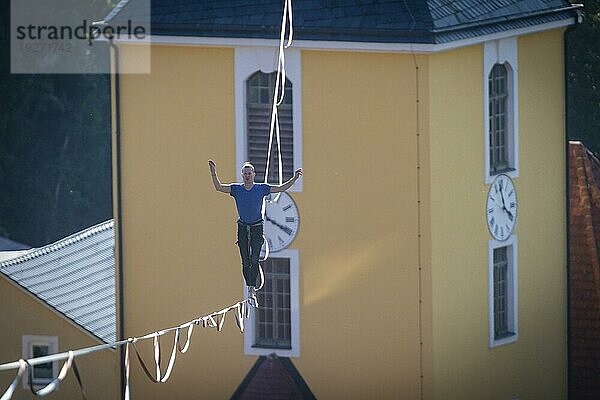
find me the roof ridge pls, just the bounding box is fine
[0,219,114,269]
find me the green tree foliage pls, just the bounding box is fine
[0,1,113,246]
[567,0,600,154]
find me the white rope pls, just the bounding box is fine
[0,298,255,400]
[121,298,254,399]
[25,350,74,397]
[177,324,194,353]
[2,2,295,398]
[263,0,293,196]
[0,360,26,400]
[124,342,131,400]
[259,0,294,278]
[256,261,265,290]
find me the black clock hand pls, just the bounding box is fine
[500,186,516,221]
[505,207,514,221]
[498,185,507,209]
[265,215,293,235]
[498,186,515,223]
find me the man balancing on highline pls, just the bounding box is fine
[208,159,302,304]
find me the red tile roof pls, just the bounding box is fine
[231,354,315,400]
[568,141,600,399]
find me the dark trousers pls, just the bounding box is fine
[237,220,264,287]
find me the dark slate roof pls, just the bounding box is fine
[104,0,581,44]
[0,236,30,251]
[231,354,316,400]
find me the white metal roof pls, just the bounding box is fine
[0,220,116,344]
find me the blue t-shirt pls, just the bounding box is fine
[230,183,271,224]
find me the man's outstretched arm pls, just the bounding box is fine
[208,160,231,193]
[271,168,303,193]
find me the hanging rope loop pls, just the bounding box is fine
[0,360,27,400]
[25,350,77,397]
[263,0,293,192]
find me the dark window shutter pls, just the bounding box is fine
[246,71,294,183]
[488,64,509,174]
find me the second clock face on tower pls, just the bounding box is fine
[262,192,299,253]
[486,174,518,241]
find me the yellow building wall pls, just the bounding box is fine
[0,278,120,400]
[428,29,567,399]
[300,50,431,399]
[117,45,245,399]
[116,44,432,399]
[117,29,565,399]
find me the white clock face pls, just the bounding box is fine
[486,174,517,241]
[262,192,299,253]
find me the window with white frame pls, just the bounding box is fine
[235,47,302,191]
[484,38,518,183]
[489,64,509,173]
[488,237,518,348]
[255,257,292,349]
[22,335,58,388]
[245,249,300,357]
[246,71,294,184]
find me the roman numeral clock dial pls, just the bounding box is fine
[262,192,300,253]
[486,174,517,241]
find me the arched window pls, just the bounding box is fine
[246,71,294,183]
[488,64,509,174]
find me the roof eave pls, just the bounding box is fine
[432,4,583,34]
[147,24,435,44]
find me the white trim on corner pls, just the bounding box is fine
[234,46,303,191]
[244,248,300,358]
[133,18,575,54]
[488,236,518,349]
[483,37,519,184]
[22,335,59,389]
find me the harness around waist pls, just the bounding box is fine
[237,219,264,227]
